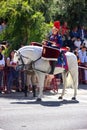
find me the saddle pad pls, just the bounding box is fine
[56,53,68,70]
[42,45,60,61]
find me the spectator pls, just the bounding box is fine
[78,45,86,63]
[67,36,76,52]
[74,50,80,64]
[78,25,86,41]
[1,20,7,30]
[70,26,79,40]
[0,45,5,93]
[74,36,82,50]
[61,22,69,47]
[61,21,69,36]
[0,22,3,32]
[84,50,87,84]
[78,45,86,84]
[6,50,19,93]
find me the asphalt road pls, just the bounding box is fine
[0,84,87,130]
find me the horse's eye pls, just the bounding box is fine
[18,58,20,61]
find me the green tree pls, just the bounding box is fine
[54,0,87,27]
[0,0,51,51]
[1,0,87,54]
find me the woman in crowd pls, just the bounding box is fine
[6,50,19,93]
[0,45,5,93]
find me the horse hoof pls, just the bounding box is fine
[37,98,42,101]
[72,97,76,100]
[58,96,62,99]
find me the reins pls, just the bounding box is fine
[17,51,48,73]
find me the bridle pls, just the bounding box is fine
[16,51,47,73]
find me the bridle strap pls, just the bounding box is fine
[17,51,48,73]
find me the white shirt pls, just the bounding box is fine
[81,29,84,40]
[84,51,87,63]
[7,57,17,65]
[78,49,86,63]
[0,54,5,66]
[74,40,81,49]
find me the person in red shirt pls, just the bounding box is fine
[62,21,69,36]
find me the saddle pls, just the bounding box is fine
[31,43,68,72]
[42,45,60,61]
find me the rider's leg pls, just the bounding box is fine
[49,61,57,74]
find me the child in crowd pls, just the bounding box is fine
[74,36,82,50]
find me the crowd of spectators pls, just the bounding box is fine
[0,21,87,94]
[61,22,87,84]
[0,43,25,94]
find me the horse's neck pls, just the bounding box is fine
[20,46,43,61]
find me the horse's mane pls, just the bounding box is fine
[19,45,43,53]
[18,45,43,59]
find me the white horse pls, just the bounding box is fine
[83,39,87,47]
[14,45,78,101]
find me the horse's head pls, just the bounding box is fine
[14,45,43,71]
[14,50,19,63]
[13,51,22,70]
[14,50,30,70]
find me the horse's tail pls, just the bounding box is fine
[66,72,73,88]
[66,69,78,89]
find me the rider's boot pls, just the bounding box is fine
[49,61,57,74]
[60,51,64,62]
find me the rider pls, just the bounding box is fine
[47,21,63,48]
[43,21,63,74]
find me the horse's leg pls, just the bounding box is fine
[37,72,46,101]
[31,73,37,97]
[58,72,67,99]
[24,72,28,97]
[70,68,78,100]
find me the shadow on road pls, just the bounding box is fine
[10,99,79,107]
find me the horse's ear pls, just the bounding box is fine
[14,50,17,53]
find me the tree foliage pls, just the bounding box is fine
[0,0,87,52]
[0,0,51,50]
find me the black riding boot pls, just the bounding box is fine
[49,61,57,74]
[60,51,64,62]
